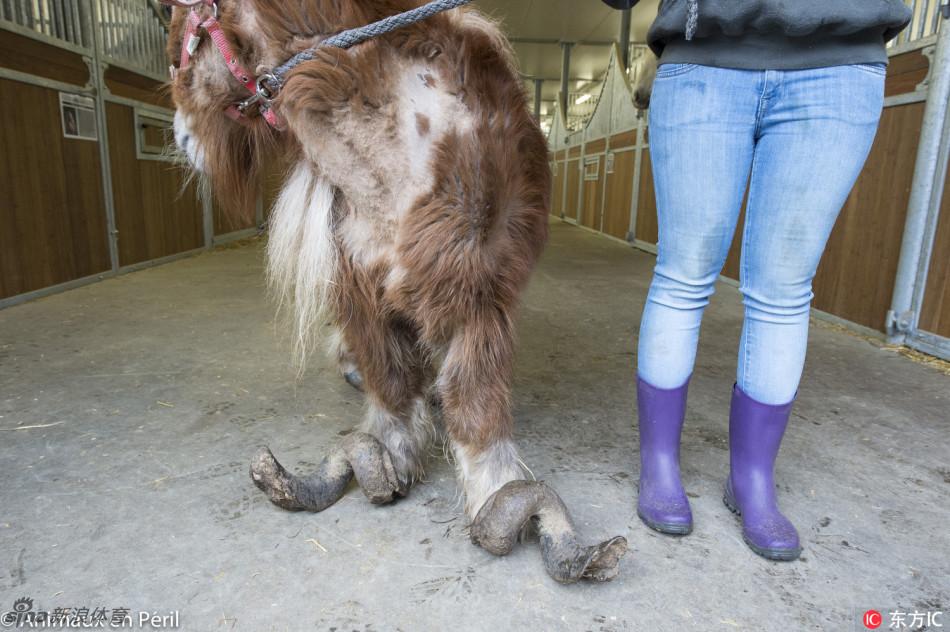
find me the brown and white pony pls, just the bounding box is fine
[166,0,625,582]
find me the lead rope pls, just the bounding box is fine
[259,0,474,99]
[685,0,699,41]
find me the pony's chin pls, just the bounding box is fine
[173,110,206,173]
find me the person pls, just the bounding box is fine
[628,0,912,561]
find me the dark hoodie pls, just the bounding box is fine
[646,0,913,69]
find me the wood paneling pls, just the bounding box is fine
[811,103,925,331]
[107,102,204,265]
[580,161,604,229]
[609,129,638,150]
[886,49,930,98]
[551,161,564,217]
[568,145,582,159]
[565,159,580,222]
[104,67,172,109]
[919,162,950,337]
[585,138,607,155]
[213,197,257,235]
[0,30,88,86]
[635,148,658,244]
[602,151,635,240]
[554,150,565,161]
[0,78,110,298]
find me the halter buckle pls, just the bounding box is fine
[255,74,281,105]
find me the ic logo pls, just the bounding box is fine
[863,609,883,629]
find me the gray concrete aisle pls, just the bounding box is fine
[0,222,947,631]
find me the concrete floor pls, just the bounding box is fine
[1,221,948,631]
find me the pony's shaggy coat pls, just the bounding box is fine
[167,0,550,518]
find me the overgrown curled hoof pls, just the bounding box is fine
[469,480,628,583]
[249,431,407,512]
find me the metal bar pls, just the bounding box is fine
[905,329,950,360]
[71,0,84,47]
[533,79,542,121]
[510,37,615,47]
[213,228,259,247]
[920,0,932,40]
[559,42,573,120]
[909,60,950,332]
[91,0,121,273]
[38,0,48,35]
[0,271,115,311]
[63,0,75,44]
[619,9,631,70]
[16,0,28,29]
[51,0,63,40]
[887,7,950,342]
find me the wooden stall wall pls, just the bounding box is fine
[0,23,214,303]
[106,102,204,266]
[551,44,947,337]
[580,139,606,230]
[565,156,580,223]
[919,163,950,338]
[551,152,565,218]
[602,148,635,240]
[0,30,111,300]
[0,77,111,298]
[811,102,925,330]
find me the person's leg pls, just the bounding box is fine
[636,64,759,534]
[727,64,885,560]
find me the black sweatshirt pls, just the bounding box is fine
[640,0,913,69]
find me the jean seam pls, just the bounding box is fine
[655,63,698,79]
[753,72,770,139]
[853,63,887,77]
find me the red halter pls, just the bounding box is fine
[161,0,283,129]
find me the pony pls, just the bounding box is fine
[631,49,658,111]
[165,0,626,583]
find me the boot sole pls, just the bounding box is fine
[637,508,692,536]
[722,492,802,562]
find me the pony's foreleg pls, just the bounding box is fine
[438,312,628,583]
[252,291,434,511]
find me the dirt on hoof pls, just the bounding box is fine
[249,431,406,512]
[469,480,628,583]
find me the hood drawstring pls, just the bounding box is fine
[685,0,699,41]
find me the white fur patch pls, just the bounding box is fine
[173,110,205,172]
[362,397,435,485]
[453,440,525,519]
[266,163,338,366]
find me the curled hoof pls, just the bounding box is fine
[249,431,407,512]
[470,480,628,583]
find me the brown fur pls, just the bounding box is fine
[167,0,550,515]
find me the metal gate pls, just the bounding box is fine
[887,3,950,360]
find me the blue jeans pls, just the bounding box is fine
[638,63,885,405]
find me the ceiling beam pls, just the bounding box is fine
[509,37,616,47]
[521,76,603,83]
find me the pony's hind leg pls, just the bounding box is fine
[328,328,364,392]
[438,312,628,583]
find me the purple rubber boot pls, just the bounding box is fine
[636,377,692,535]
[723,384,802,561]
